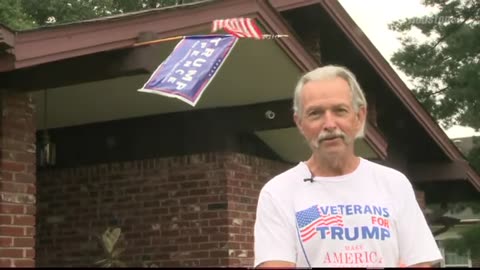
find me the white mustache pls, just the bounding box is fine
[316,130,347,143]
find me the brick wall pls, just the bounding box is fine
[36,152,290,267]
[224,153,290,266]
[414,190,426,210]
[0,93,37,267]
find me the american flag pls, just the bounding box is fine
[296,205,344,242]
[212,18,263,39]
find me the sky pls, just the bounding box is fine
[338,0,480,139]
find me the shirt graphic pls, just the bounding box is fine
[295,203,393,266]
[295,204,392,243]
[296,205,344,242]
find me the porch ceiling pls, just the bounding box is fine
[32,37,302,129]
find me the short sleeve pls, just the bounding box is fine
[254,189,297,267]
[396,179,443,266]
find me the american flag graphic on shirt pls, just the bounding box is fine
[296,205,344,242]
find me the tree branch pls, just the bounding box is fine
[431,8,478,50]
[427,86,448,97]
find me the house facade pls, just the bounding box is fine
[0,0,479,267]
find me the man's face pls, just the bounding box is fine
[294,77,365,159]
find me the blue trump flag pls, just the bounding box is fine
[138,35,238,106]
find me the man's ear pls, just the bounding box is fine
[355,105,367,129]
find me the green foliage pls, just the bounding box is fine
[0,0,203,30]
[0,0,36,29]
[443,226,480,258]
[20,0,117,27]
[467,138,480,172]
[389,0,480,130]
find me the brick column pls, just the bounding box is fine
[224,153,291,267]
[414,190,426,210]
[0,93,36,267]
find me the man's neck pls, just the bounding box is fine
[307,154,360,177]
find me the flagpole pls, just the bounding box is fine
[132,34,234,47]
[132,35,185,47]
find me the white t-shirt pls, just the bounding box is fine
[254,158,443,268]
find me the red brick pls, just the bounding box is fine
[189,189,208,196]
[0,161,26,172]
[2,117,33,130]
[5,95,27,106]
[190,251,209,258]
[24,205,35,215]
[14,237,34,247]
[14,173,35,184]
[210,233,228,242]
[0,215,13,224]
[0,226,24,236]
[233,235,246,242]
[13,216,34,226]
[199,242,220,249]
[180,197,199,204]
[25,227,35,236]
[210,250,228,258]
[25,165,36,175]
[12,152,36,164]
[152,207,168,215]
[0,259,12,267]
[198,258,220,266]
[199,195,221,203]
[13,259,35,267]
[209,218,228,226]
[227,242,241,249]
[0,237,13,246]
[1,171,13,181]
[26,185,36,195]
[190,235,208,243]
[229,258,242,265]
[0,248,23,257]
[0,182,26,193]
[200,212,218,219]
[25,248,35,259]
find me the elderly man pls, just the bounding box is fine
[254,65,442,268]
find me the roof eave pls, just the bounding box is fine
[0,0,259,72]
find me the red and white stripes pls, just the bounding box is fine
[212,18,263,39]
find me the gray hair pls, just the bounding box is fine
[293,65,368,138]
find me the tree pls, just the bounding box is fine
[389,0,480,130]
[0,0,36,29]
[0,0,200,31]
[390,0,480,259]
